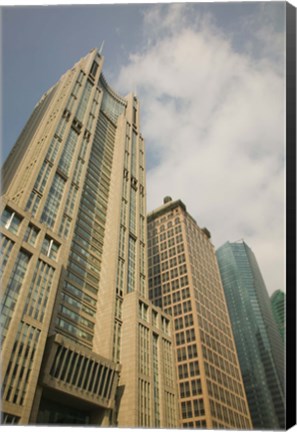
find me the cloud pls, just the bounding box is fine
[115,3,285,295]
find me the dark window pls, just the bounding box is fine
[90,61,98,77]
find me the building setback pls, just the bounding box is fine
[271,289,285,342]
[0,49,178,427]
[147,197,252,429]
[216,241,285,429]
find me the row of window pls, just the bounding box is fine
[209,397,249,429]
[148,233,184,256]
[180,378,202,398]
[2,322,40,406]
[149,253,186,272]
[178,360,200,379]
[0,234,14,277]
[204,360,244,398]
[148,215,181,238]
[181,398,205,419]
[182,419,206,428]
[148,243,185,261]
[57,104,116,344]
[177,343,198,362]
[148,224,182,247]
[199,299,235,341]
[175,327,196,346]
[150,284,190,310]
[207,379,248,417]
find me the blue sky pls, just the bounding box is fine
[1,2,286,295]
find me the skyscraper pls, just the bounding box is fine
[147,197,252,429]
[216,241,285,429]
[271,290,285,342]
[0,49,178,427]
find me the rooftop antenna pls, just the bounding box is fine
[99,40,105,55]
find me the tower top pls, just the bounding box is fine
[163,196,172,204]
[99,40,105,54]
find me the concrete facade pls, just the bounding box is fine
[147,198,252,429]
[0,49,178,426]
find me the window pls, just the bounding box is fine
[0,249,31,339]
[183,300,192,313]
[177,244,184,253]
[41,173,66,228]
[172,291,181,303]
[181,276,189,288]
[58,129,78,176]
[0,235,14,277]
[170,268,178,279]
[180,381,190,398]
[169,257,177,267]
[90,61,99,77]
[127,236,136,292]
[184,314,194,327]
[188,344,197,359]
[193,399,205,417]
[161,261,169,272]
[176,331,185,346]
[172,279,180,291]
[168,238,175,247]
[41,236,60,260]
[76,81,93,123]
[152,310,158,327]
[191,379,202,396]
[132,106,138,124]
[139,301,148,321]
[174,304,182,315]
[181,401,192,419]
[177,347,187,362]
[178,363,188,379]
[186,328,196,342]
[162,317,170,334]
[1,208,23,234]
[175,317,183,330]
[189,361,200,377]
[167,228,174,238]
[24,224,39,246]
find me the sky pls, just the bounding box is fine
[1,2,286,296]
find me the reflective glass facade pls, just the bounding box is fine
[216,241,285,429]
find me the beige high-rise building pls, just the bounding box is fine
[147,197,253,429]
[0,49,178,427]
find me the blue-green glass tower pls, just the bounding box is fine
[216,241,285,430]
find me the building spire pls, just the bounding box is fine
[99,40,105,54]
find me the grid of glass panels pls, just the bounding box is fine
[40,173,66,228]
[216,242,285,429]
[56,109,116,347]
[0,234,15,277]
[0,249,31,342]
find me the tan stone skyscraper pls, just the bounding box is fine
[147,197,253,429]
[0,49,178,427]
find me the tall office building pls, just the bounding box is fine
[271,290,285,342]
[0,49,178,427]
[147,197,252,429]
[216,241,285,429]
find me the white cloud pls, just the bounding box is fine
[116,3,285,295]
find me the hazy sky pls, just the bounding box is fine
[1,2,286,295]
